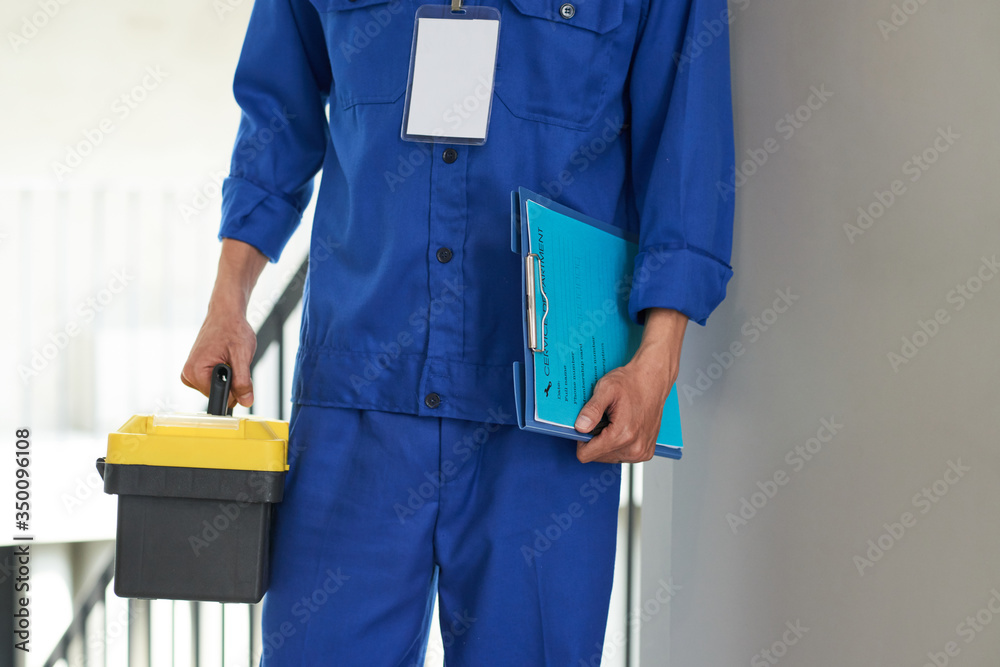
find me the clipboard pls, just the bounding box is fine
[511,187,683,460]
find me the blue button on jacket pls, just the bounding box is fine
[219,0,735,425]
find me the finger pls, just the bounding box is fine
[229,347,255,408]
[587,430,656,463]
[591,449,629,464]
[591,441,653,464]
[577,406,636,464]
[574,378,617,434]
[577,429,622,464]
[180,360,212,398]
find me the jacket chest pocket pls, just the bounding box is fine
[495,0,623,130]
[309,0,414,108]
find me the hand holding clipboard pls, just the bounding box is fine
[511,188,684,460]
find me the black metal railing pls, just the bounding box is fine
[41,558,114,667]
[41,257,308,667]
[249,258,308,421]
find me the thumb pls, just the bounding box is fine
[575,379,615,433]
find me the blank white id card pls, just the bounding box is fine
[401,4,501,145]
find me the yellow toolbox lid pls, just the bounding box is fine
[107,413,289,472]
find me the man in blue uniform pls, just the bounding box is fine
[182,0,734,662]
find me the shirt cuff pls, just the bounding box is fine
[628,245,734,326]
[218,176,304,262]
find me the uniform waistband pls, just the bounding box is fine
[291,346,517,427]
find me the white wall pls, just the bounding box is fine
[1,0,311,434]
[1,0,248,183]
[642,0,1000,665]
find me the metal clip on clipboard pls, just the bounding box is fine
[525,253,549,352]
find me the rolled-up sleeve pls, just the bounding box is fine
[626,0,735,326]
[218,0,332,262]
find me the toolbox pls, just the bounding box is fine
[97,364,288,603]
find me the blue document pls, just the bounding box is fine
[511,187,683,459]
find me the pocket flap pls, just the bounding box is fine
[309,0,394,12]
[506,0,623,34]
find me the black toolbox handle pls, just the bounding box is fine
[207,363,234,416]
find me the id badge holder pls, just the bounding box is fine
[401,0,501,146]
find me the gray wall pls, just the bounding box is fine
[642,0,1000,665]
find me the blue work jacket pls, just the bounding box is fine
[219,0,735,425]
